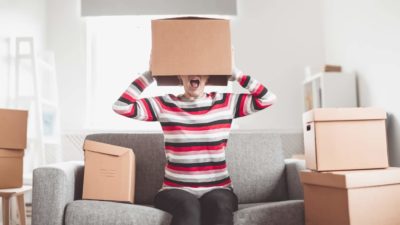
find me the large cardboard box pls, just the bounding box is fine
[0,108,28,188]
[0,108,28,149]
[301,168,400,225]
[151,17,232,86]
[0,149,24,188]
[82,140,136,203]
[303,107,388,171]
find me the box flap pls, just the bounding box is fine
[301,168,400,189]
[0,108,28,149]
[0,148,24,158]
[303,107,387,123]
[83,140,132,157]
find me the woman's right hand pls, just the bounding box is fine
[229,66,243,81]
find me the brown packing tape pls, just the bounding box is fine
[324,64,342,72]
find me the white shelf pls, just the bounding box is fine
[303,72,358,111]
[303,73,322,84]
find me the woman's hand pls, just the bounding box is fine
[229,66,243,81]
[143,70,156,81]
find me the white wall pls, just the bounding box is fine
[45,0,325,133]
[322,0,400,165]
[231,0,325,131]
[0,0,47,106]
[46,0,87,133]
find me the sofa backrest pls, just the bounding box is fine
[85,131,302,204]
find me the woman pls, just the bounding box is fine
[113,67,276,225]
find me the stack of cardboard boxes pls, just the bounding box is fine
[300,107,400,225]
[0,108,28,189]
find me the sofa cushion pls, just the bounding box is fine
[226,132,287,203]
[64,200,171,225]
[86,131,288,205]
[64,200,304,225]
[234,200,304,225]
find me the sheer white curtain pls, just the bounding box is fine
[85,17,232,131]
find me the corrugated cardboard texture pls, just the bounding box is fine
[303,108,388,171]
[82,140,136,203]
[151,17,231,86]
[304,184,350,225]
[302,169,400,225]
[348,185,400,225]
[0,108,28,149]
[0,148,24,188]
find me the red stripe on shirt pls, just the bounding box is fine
[122,92,136,102]
[135,78,146,90]
[167,164,227,172]
[238,95,247,117]
[165,143,226,152]
[162,123,231,131]
[139,99,153,121]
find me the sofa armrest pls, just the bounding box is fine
[284,159,306,200]
[32,161,84,225]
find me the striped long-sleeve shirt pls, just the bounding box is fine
[113,71,277,197]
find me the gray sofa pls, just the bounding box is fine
[32,131,306,225]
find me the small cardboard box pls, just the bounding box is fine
[303,107,388,171]
[151,17,232,86]
[0,108,28,188]
[0,148,24,188]
[0,108,28,149]
[82,140,136,203]
[301,168,400,225]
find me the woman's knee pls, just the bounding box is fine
[154,189,201,215]
[200,189,238,211]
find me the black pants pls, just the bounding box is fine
[154,188,239,225]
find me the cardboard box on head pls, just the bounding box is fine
[301,168,400,225]
[82,140,136,203]
[0,108,28,189]
[303,107,388,171]
[151,17,232,86]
